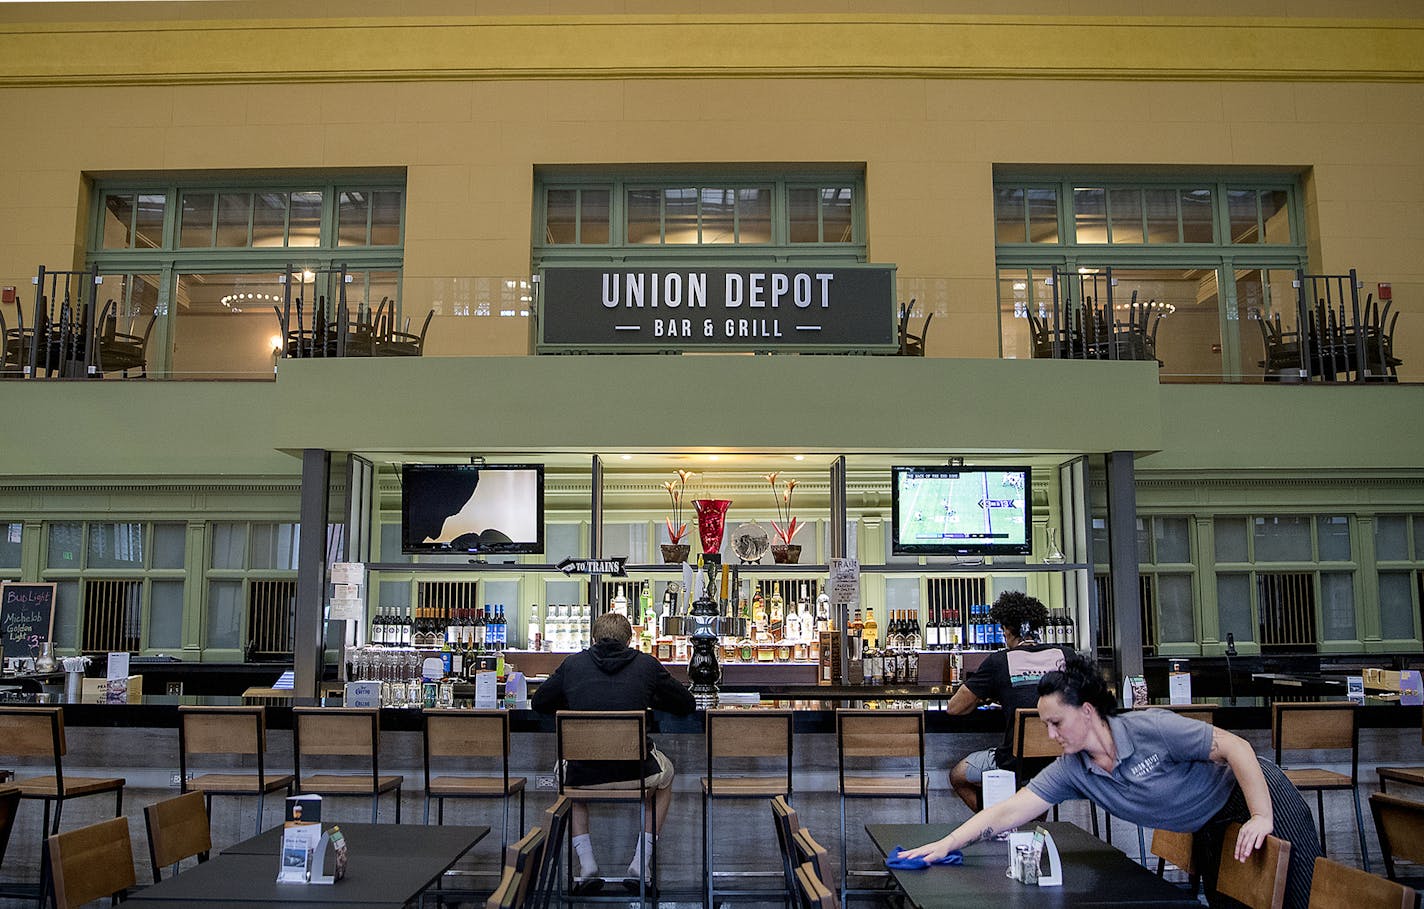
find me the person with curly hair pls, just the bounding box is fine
[903,652,1321,908]
[941,591,1073,809]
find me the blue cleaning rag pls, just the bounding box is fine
[885,846,964,869]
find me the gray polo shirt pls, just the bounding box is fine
[1026,708,1236,832]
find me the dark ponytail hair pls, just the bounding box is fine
[1036,651,1119,717]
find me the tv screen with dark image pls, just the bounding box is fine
[891,465,1031,556]
[401,464,545,555]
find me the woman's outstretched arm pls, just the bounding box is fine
[897,787,1054,862]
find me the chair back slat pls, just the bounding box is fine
[1308,855,1414,909]
[791,827,834,889]
[1154,704,1217,725]
[1149,828,1195,874]
[0,786,20,868]
[531,798,571,909]
[837,711,922,758]
[1215,822,1290,909]
[1013,709,1063,761]
[144,791,212,880]
[1273,703,1355,752]
[794,859,837,909]
[708,710,792,758]
[0,708,64,756]
[47,816,136,909]
[771,795,802,898]
[425,710,508,758]
[486,865,524,909]
[180,707,263,755]
[500,825,547,908]
[556,711,644,762]
[1370,791,1424,875]
[294,708,377,756]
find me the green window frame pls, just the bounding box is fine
[205,521,300,657]
[39,520,188,654]
[533,167,867,264]
[1373,514,1424,644]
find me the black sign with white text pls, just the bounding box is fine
[537,265,898,352]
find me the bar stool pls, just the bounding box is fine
[178,705,293,836]
[422,708,526,850]
[0,707,125,837]
[836,709,926,909]
[555,710,655,909]
[702,709,794,908]
[292,707,402,823]
[1272,702,1369,871]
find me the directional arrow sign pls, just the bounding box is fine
[556,557,628,577]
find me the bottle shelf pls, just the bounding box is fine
[364,561,1091,575]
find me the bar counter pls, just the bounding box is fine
[1,690,1417,734]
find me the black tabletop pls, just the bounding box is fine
[866,822,1201,909]
[136,824,487,904]
[222,822,489,858]
[123,900,402,909]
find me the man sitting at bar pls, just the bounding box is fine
[532,611,695,894]
[942,591,1072,809]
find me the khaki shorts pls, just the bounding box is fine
[561,747,675,791]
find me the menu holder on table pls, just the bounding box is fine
[277,795,324,884]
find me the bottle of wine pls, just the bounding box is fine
[907,609,922,651]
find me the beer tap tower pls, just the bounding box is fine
[686,556,723,708]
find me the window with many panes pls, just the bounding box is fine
[88,175,405,379]
[207,522,300,657]
[1373,515,1424,643]
[1213,514,1356,652]
[0,523,22,579]
[534,168,865,261]
[1090,515,1195,654]
[41,521,187,653]
[993,172,1307,382]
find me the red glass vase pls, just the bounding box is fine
[693,499,732,556]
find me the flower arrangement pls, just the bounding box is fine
[765,472,803,545]
[661,469,695,545]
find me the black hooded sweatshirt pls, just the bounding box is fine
[532,639,696,785]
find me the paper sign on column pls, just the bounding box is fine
[328,581,365,623]
[828,558,859,608]
[330,563,365,585]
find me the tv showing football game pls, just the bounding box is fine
[401,464,545,555]
[891,465,1031,556]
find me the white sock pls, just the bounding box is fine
[572,833,598,879]
[626,832,656,881]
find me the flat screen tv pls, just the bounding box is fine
[401,464,545,555]
[891,465,1031,556]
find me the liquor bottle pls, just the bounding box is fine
[815,586,831,634]
[611,586,628,617]
[847,608,864,661]
[751,587,767,628]
[862,609,879,650]
[907,609,923,651]
[578,604,590,649]
[638,582,652,628]
[797,597,814,645]
[1062,612,1075,647]
[784,605,801,643]
[526,604,540,651]
[768,588,785,641]
[497,604,508,648]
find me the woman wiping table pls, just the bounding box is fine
[899,653,1321,908]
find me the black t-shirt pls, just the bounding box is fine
[963,642,1072,769]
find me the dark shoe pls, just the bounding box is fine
[620,878,654,896]
[571,878,604,895]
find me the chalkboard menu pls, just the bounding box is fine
[1,582,56,660]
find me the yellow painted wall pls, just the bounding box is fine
[0,9,1421,369]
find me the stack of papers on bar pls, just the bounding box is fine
[718,692,761,705]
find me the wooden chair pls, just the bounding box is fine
[1376,707,1424,794]
[0,707,125,836]
[44,816,135,909]
[1150,828,1198,894]
[771,795,802,906]
[794,860,837,909]
[1215,821,1291,909]
[1308,855,1415,909]
[487,825,546,909]
[1273,702,1370,870]
[422,709,526,850]
[555,711,655,908]
[836,709,926,908]
[703,709,794,908]
[142,790,211,882]
[1370,791,1424,884]
[529,797,569,909]
[178,705,293,836]
[1011,708,1101,836]
[0,786,20,868]
[291,707,403,823]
